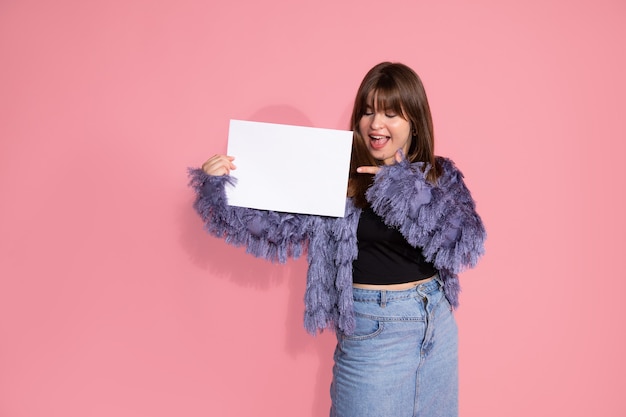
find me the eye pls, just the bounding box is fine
[385,113,398,118]
[363,107,374,116]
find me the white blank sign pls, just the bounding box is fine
[225,119,353,217]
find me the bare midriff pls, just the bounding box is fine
[352,275,435,291]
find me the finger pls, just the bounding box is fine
[356,166,380,175]
[202,155,236,176]
[204,155,234,166]
[395,150,403,164]
[224,155,236,170]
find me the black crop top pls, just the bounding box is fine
[352,207,437,285]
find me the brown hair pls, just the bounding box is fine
[348,62,440,207]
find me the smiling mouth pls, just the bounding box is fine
[369,135,390,150]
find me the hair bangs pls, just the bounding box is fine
[371,82,406,119]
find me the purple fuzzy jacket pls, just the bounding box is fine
[188,156,485,335]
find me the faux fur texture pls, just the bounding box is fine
[188,156,485,335]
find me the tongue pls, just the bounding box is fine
[370,137,389,150]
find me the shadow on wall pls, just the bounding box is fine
[179,104,338,416]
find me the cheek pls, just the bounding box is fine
[394,121,411,139]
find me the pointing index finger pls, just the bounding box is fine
[356,166,380,175]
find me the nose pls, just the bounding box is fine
[370,112,384,130]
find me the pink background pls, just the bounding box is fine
[1,0,625,416]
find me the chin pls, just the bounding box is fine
[368,149,388,161]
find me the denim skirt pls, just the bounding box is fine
[330,278,458,417]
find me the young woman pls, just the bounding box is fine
[189,62,486,417]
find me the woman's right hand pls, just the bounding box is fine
[201,155,236,176]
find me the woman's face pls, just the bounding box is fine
[358,92,412,165]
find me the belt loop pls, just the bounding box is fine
[380,290,387,308]
[433,273,443,287]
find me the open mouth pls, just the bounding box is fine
[369,135,390,150]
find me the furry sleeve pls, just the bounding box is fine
[366,157,486,274]
[188,168,311,263]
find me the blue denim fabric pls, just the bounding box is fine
[330,278,458,417]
